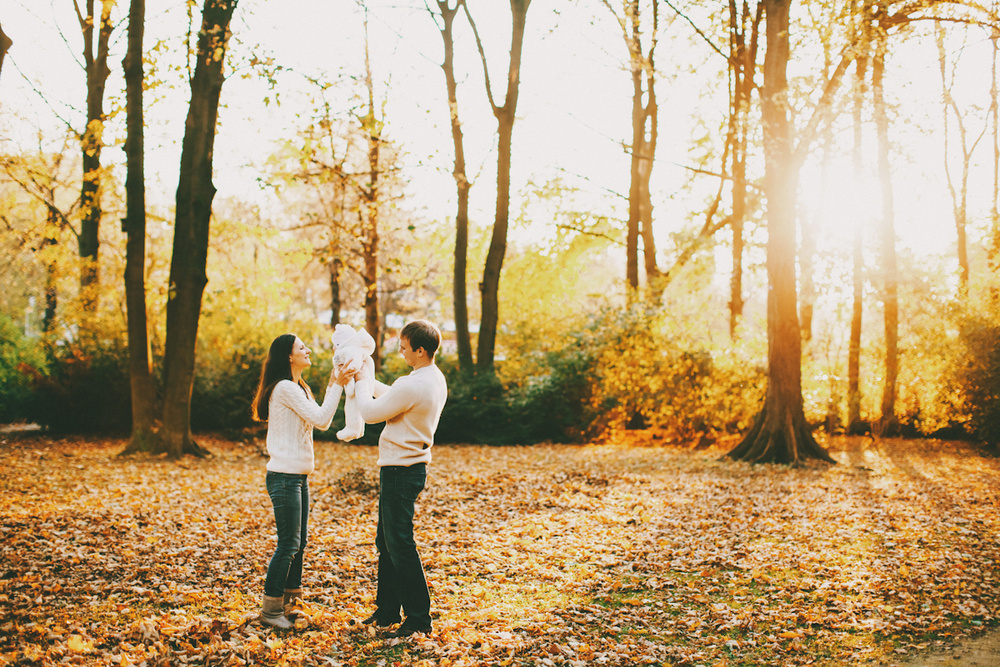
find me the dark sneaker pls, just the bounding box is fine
[359,614,399,628]
[386,621,431,638]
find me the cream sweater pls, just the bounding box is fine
[265,380,343,475]
[355,365,448,467]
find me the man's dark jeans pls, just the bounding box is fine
[264,471,309,598]
[374,464,430,628]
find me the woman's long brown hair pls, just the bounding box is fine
[251,334,310,422]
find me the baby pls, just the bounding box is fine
[330,324,376,441]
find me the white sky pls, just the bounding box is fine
[2,0,997,264]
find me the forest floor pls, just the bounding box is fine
[0,431,997,667]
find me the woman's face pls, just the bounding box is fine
[289,337,312,372]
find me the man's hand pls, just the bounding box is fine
[359,356,376,383]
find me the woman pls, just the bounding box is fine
[251,333,353,629]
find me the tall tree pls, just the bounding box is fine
[159,0,238,458]
[603,0,663,301]
[989,27,1000,282]
[358,15,383,365]
[74,0,115,314]
[727,0,835,464]
[1,150,78,334]
[991,25,1000,288]
[465,0,532,372]
[847,51,868,433]
[727,0,762,338]
[120,0,157,453]
[434,0,475,372]
[871,15,898,434]
[936,21,986,297]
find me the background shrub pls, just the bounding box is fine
[0,314,48,424]
[27,335,132,434]
[953,315,1000,445]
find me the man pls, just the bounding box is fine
[354,319,448,638]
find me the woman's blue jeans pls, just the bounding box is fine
[374,464,430,628]
[264,471,309,598]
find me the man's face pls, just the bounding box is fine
[399,336,420,368]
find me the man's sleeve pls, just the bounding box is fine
[355,377,417,424]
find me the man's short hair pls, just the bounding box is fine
[401,320,441,358]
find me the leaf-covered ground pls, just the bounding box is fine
[0,433,998,666]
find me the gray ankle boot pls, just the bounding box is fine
[283,588,304,620]
[261,594,293,629]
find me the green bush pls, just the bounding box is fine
[431,307,766,445]
[0,314,48,424]
[27,335,132,434]
[191,337,269,431]
[435,361,531,445]
[953,316,1000,445]
[513,307,765,440]
[12,307,765,444]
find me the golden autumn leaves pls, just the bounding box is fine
[0,433,997,665]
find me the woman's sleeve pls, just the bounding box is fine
[276,381,343,430]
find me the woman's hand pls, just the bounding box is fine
[330,363,355,387]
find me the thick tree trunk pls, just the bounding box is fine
[76,0,114,315]
[872,39,898,434]
[159,0,237,458]
[120,0,157,454]
[475,0,531,372]
[727,0,834,465]
[438,0,474,371]
[847,54,867,433]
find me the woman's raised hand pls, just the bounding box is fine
[330,363,355,387]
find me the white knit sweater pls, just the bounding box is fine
[265,380,343,475]
[355,365,448,467]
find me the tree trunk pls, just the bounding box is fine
[471,0,532,372]
[847,54,867,433]
[361,20,382,368]
[799,210,816,342]
[120,0,157,454]
[159,0,237,458]
[990,27,999,296]
[42,207,60,333]
[76,0,115,315]
[625,0,642,296]
[872,36,898,434]
[637,4,662,302]
[727,0,761,339]
[0,23,12,82]
[727,0,834,465]
[936,22,977,297]
[329,257,342,328]
[437,0,474,371]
